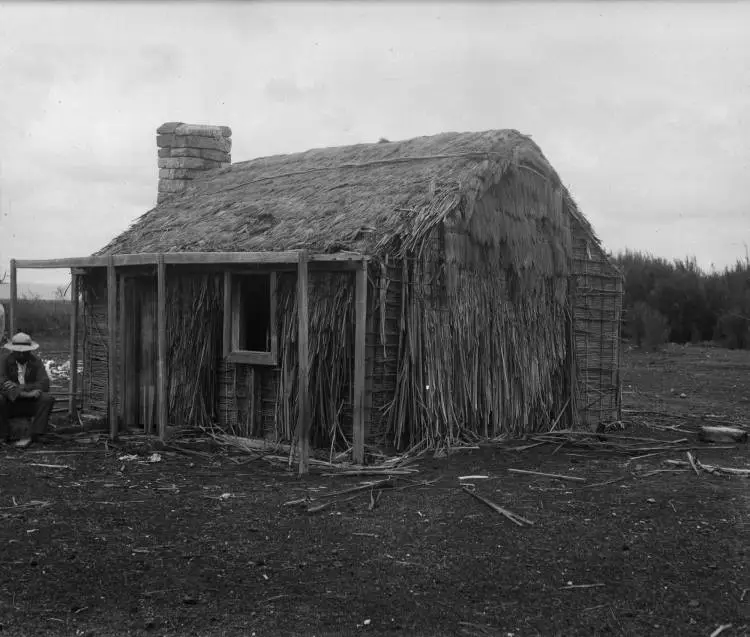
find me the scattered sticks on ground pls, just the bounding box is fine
[507,441,547,452]
[709,624,733,637]
[283,477,438,514]
[209,432,423,475]
[507,468,586,483]
[577,476,631,489]
[462,486,534,527]
[666,452,750,478]
[686,451,702,477]
[698,425,748,444]
[636,469,689,478]
[165,444,214,461]
[321,469,418,477]
[28,463,72,470]
[0,500,51,510]
[501,428,744,464]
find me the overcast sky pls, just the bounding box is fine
[1,0,749,291]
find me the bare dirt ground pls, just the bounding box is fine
[0,342,748,636]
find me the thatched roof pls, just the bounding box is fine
[96,129,599,257]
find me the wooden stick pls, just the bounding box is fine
[118,273,126,429]
[686,451,701,477]
[560,583,605,590]
[222,272,231,358]
[28,463,72,470]
[68,273,79,419]
[297,251,310,476]
[352,260,367,465]
[536,431,680,444]
[507,468,586,483]
[666,459,750,476]
[156,254,167,441]
[462,486,534,527]
[698,425,747,444]
[321,469,417,477]
[709,625,732,637]
[107,257,118,440]
[577,476,630,489]
[292,478,394,503]
[8,259,16,336]
[306,501,331,514]
[549,398,570,432]
[507,442,547,452]
[165,443,213,460]
[637,469,689,477]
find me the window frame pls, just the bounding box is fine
[223,271,278,366]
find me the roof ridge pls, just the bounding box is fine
[215,150,520,196]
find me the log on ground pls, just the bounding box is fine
[698,425,748,444]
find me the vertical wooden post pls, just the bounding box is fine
[9,259,16,336]
[297,252,310,476]
[107,257,118,440]
[222,272,232,357]
[157,255,168,441]
[118,275,126,428]
[68,273,79,419]
[352,259,368,464]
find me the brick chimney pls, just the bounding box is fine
[156,122,232,203]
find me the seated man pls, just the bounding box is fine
[0,332,55,448]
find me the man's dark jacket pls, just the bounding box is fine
[0,351,51,392]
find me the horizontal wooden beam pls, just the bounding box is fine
[167,261,363,275]
[308,252,366,263]
[13,251,367,270]
[162,251,301,265]
[14,257,111,269]
[226,351,277,366]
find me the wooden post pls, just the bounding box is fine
[157,255,168,441]
[118,275,126,428]
[9,259,16,336]
[352,259,368,465]
[68,273,79,419]
[222,272,232,357]
[107,257,118,439]
[297,252,310,476]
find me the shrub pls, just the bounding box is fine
[0,297,72,337]
[714,312,750,350]
[630,301,669,351]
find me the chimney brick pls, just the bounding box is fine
[156,122,232,204]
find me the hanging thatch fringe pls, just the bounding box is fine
[166,273,223,429]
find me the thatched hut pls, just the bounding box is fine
[8,123,623,469]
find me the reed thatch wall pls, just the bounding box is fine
[375,167,575,448]
[77,245,619,446]
[165,272,223,428]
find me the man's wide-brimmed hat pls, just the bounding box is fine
[3,332,39,352]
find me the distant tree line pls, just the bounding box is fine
[611,250,750,351]
[0,296,72,338]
